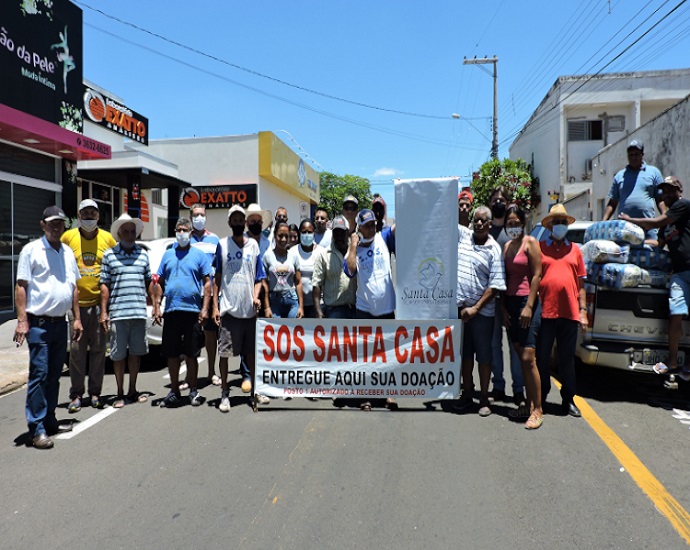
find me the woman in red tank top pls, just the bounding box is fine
[501,205,543,429]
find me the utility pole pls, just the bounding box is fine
[463,56,499,159]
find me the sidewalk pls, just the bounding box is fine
[0,320,29,396]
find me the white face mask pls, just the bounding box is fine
[551,224,568,241]
[176,231,191,247]
[192,216,206,231]
[80,219,98,231]
[505,226,523,240]
[358,235,374,245]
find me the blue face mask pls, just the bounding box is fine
[300,233,314,247]
[551,224,568,241]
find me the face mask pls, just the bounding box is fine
[247,222,262,236]
[551,224,568,240]
[192,216,206,231]
[300,233,314,247]
[506,226,523,240]
[231,224,245,237]
[359,235,374,245]
[80,219,98,231]
[176,231,190,247]
[491,202,507,219]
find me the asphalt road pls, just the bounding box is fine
[1,343,689,549]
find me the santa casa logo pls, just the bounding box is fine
[180,187,201,209]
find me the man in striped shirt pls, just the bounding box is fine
[456,206,506,417]
[100,214,153,408]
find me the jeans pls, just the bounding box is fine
[270,290,299,318]
[26,318,67,437]
[537,317,579,404]
[323,305,356,319]
[491,306,524,393]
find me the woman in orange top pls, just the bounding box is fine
[537,204,588,418]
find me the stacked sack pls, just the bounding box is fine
[582,220,670,289]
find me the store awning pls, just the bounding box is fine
[0,103,111,161]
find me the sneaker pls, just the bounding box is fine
[189,389,202,407]
[488,389,506,403]
[160,391,181,408]
[241,379,252,393]
[255,393,270,405]
[219,393,230,413]
[478,399,492,417]
[513,391,526,407]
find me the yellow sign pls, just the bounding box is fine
[258,131,319,203]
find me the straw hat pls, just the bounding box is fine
[541,203,575,227]
[245,203,272,229]
[111,213,144,239]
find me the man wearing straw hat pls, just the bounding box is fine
[537,204,587,418]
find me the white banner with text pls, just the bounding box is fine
[255,319,461,399]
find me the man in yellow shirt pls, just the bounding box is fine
[61,199,116,411]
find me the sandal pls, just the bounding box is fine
[360,401,372,411]
[178,382,190,391]
[386,398,399,411]
[525,412,544,430]
[113,396,126,409]
[211,374,222,387]
[509,405,531,419]
[90,396,103,409]
[127,392,148,404]
[68,398,82,414]
[653,362,679,375]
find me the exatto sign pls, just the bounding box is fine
[84,87,149,145]
[179,184,258,209]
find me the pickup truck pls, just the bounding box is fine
[531,221,689,375]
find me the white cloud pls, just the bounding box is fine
[372,167,402,177]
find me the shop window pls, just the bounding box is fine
[0,142,55,181]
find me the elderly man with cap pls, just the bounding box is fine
[61,199,116,412]
[14,206,82,449]
[100,213,153,408]
[188,203,222,386]
[537,204,587,418]
[313,215,356,319]
[603,139,665,241]
[458,189,473,228]
[621,176,690,382]
[213,205,267,411]
[341,195,359,235]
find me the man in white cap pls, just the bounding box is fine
[100,213,153,408]
[213,205,267,411]
[14,206,82,449]
[188,203,221,387]
[341,195,358,236]
[61,199,116,411]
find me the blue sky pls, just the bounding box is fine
[76,0,690,212]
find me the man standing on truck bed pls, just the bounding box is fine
[620,176,690,382]
[603,140,665,242]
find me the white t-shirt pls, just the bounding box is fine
[314,229,332,250]
[16,236,80,317]
[216,237,265,318]
[351,232,395,316]
[289,244,321,306]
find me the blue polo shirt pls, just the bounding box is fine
[157,244,211,312]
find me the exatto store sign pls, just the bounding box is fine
[180,184,258,209]
[83,87,149,144]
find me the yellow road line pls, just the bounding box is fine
[554,379,690,544]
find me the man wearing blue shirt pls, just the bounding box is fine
[154,218,212,407]
[603,139,665,240]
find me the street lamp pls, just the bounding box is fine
[463,56,499,159]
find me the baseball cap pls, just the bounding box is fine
[627,140,644,152]
[331,215,350,232]
[356,209,376,226]
[458,190,474,204]
[661,175,683,191]
[79,199,99,211]
[43,206,68,222]
[343,195,358,206]
[227,205,246,218]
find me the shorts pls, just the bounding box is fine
[461,310,493,365]
[110,319,148,361]
[504,295,541,349]
[669,271,690,316]
[218,314,256,358]
[162,311,204,359]
[203,316,219,333]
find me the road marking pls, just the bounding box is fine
[55,407,118,440]
[671,408,690,430]
[554,380,690,544]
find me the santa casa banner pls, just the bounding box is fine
[395,177,459,320]
[256,319,461,399]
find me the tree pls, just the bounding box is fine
[471,158,541,213]
[318,172,372,218]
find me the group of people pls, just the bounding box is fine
[14,139,690,447]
